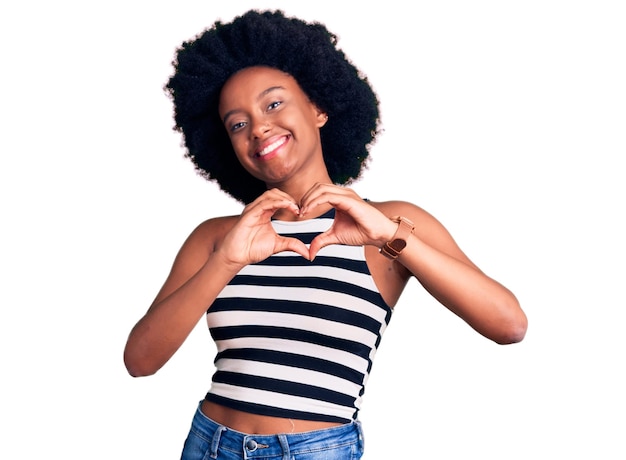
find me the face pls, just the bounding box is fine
[218,66,328,186]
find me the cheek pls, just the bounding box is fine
[229,139,257,173]
[228,136,247,159]
[233,149,251,171]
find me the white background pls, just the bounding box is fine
[2,1,625,458]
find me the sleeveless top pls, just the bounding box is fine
[204,209,392,423]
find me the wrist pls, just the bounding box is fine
[211,246,247,274]
[379,216,415,260]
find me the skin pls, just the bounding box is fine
[124,66,528,435]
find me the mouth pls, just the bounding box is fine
[254,135,290,158]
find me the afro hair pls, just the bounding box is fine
[165,9,380,204]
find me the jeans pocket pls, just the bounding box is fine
[180,428,214,460]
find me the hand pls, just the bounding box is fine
[217,188,311,267]
[299,183,397,259]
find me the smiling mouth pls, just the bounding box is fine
[255,136,289,158]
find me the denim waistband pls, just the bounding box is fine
[189,402,363,459]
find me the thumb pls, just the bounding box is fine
[308,232,339,261]
[276,236,311,260]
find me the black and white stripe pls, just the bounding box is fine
[205,210,392,423]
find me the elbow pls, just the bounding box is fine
[123,347,159,378]
[125,364,156,378]
[493,304,528,345]
[494,321,527,345]
[472,292,527,345]
[125,360,158,378]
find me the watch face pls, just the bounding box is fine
[389,239,407,252]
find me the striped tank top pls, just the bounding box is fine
[204,209,392,423]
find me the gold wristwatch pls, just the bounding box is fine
[380,216,414,260]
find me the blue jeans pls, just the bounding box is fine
[181,402,365,459]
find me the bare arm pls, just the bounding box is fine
[301,184,527,344]
[123,189,310,377]
[123,218,239,377]
[389,202,527,344]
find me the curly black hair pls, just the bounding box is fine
[165,9,380,204]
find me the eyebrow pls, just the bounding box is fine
[222,85,286,124]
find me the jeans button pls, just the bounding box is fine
[245,439,258,452]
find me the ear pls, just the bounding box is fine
[314,108,329,128]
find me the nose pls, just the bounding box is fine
[251,115,271,139]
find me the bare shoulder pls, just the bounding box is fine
[369,199,431,221]
[369,199,445,238]
[184,214,239,252]
[150,214,239,306]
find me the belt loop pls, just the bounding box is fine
[278,434,290,460]
[355,420,365,452]
[210,425,227,459]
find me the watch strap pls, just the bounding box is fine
[380,216,415,260]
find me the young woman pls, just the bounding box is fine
[124,9,527,459]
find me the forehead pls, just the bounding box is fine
[219,67,301,105]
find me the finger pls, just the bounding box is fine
[246,188,298,209]
[308,231,340,261]
[298,182,324,207]
[275,237,311,260]
[243,195,300,221]
[300,186,356,217]
[299,183,353,205]
[265,187,299,203]
[302,183,354,202]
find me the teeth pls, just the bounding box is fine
[258,137,286,156]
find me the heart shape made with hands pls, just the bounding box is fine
[280,209,371,261]
[243,184,389,262]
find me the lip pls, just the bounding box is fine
[253,135,290,161]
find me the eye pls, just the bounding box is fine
[267,100,282,111]
[230,121,247,133]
